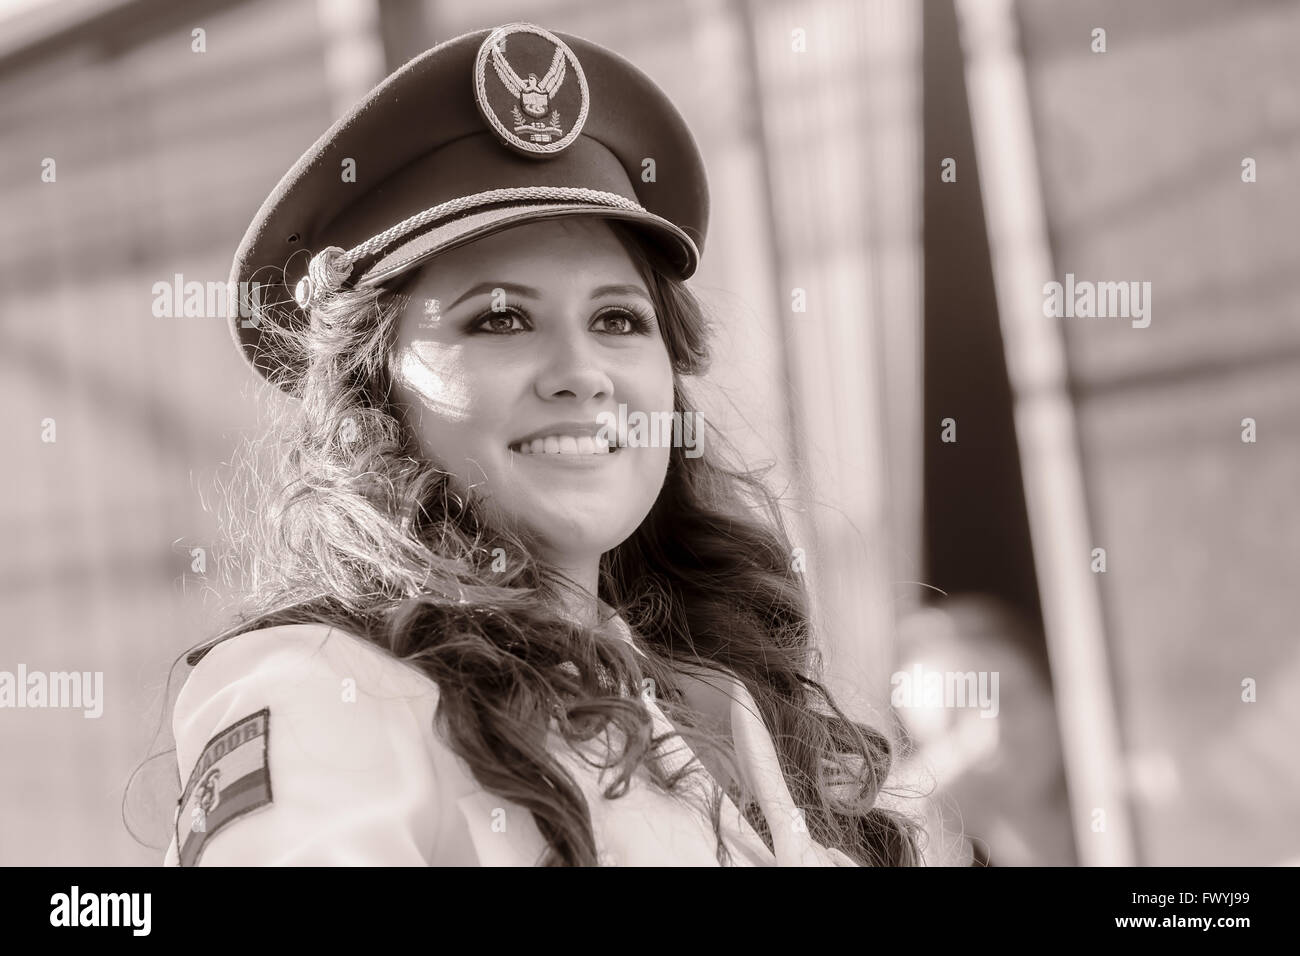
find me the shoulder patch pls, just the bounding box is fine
[175,708,273,867]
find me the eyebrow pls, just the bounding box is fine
[447,281,652,310]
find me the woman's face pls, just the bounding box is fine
[390,217,674,569]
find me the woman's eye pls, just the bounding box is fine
[592,309,650,335]
[472,309,529,335]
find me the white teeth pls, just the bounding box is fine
[510,434,616,455]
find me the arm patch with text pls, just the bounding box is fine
[176,708,273,867]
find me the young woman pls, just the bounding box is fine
[162,22,923,867]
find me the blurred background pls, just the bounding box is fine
[1,0,1296,866]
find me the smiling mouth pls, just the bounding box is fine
[509,435,619,456]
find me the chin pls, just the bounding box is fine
[526,514,637,563]
[509,494,647,563]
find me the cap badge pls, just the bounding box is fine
[474,23,589,158]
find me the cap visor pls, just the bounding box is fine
[354,202,700,288]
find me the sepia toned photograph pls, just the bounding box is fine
[0,0,1295,900]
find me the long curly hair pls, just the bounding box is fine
[185,219,925,866]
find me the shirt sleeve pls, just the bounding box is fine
[163,624,446,866]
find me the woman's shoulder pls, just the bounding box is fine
[178,622,440,714]
[166,622,454,866]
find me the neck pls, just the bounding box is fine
[543,555,602,629]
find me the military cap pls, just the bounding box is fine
[228,21,709,389]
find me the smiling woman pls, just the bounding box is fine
[388,218,675,597]
[157,21,923,867]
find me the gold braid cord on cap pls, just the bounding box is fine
[292,185,647,309]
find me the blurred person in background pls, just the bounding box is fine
[893,596,1074,866]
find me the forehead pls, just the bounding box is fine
[405,217,645,293]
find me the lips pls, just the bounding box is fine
[510,435,615,455]
[508,419,618,456]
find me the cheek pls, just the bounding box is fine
[626,354,676,478]
[392,345,510,471]
[393,346,473,424]
[636,344,674,409]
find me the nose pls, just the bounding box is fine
[533,323,614,403]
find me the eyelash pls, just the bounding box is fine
[469,304,656,337]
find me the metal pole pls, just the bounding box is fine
[953,0,1136,866]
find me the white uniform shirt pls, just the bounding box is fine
[162,620,856,866]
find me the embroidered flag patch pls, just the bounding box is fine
[176,708,272,867]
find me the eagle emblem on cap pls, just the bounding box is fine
[474,23,589,158]
[492,42,565,139]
